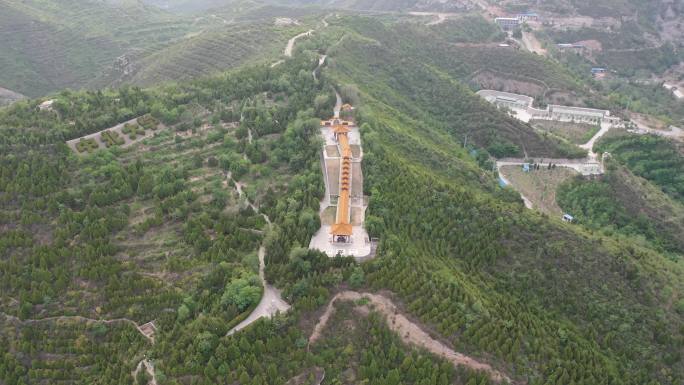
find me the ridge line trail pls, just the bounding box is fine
[273,14,333,68]
[270,30,313,68]
[408,12,454,25]
[309,291,512,384]
[285,30,314,57]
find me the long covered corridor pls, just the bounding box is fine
[309,112,372,258]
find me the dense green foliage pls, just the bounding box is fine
[317,20,684,384]
[1,317,148,385]
[430,15,505,44]
[1,10,683,385]
[0,0,194,96]
[325,17,580,158]
[354,106,683,383]
[557,172,684,254]
[0,0,316,97]
[596,134,684,203]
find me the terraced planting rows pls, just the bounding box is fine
[75,138,99,153]
[0,5,119,96]
[68,115,161,154]
[0,316,149,385]
[130,24,299,86]
[0,0,195,95]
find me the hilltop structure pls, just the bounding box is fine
[327,120,354,243]
[310,114,372,258]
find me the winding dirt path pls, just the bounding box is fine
[333,88,342,118]
[226,176,287,336]
[408,12,456,26]
[132,359,157,385]
[1,312,155,343]
[2,311,158,383]
[313,55,327,81]
[285,30,314,57]
[309,291,511,384]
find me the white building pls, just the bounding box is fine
[477,90,621,125]
[495,17,520,30]
[548,105,609,124]
[477,90,533,109]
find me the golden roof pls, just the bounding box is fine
[331,223,353,236]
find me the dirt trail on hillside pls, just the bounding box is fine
[408,12,455,25]
[132,359,157,385]
[1,312,155,343]
[309,291,512,384]
[285,30,314,57]
[226,176,288,336]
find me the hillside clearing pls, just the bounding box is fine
[499,165,579,216]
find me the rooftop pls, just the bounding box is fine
[331,223,353,236]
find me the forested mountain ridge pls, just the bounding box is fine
[0,0,319,98]
[1,8,683,385]
[322,16,584,158]
[0,0,195,96]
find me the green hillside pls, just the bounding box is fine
[557,164,684,255]
[596,134,684,203]
[128,23,306,86]
[322,16,582,158]
[0,10,682,385]
[309,23,683,384]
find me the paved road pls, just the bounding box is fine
[497,114,615,176]
[628,124,683,140]
[227,245,290,336]
[580,121,612,160]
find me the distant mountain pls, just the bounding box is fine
[0,0,194,97]
[263,0,476,12]
[142,0,477,13]
[0,87,25,107]
[0,0,309,98]
[141,0,261,13]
